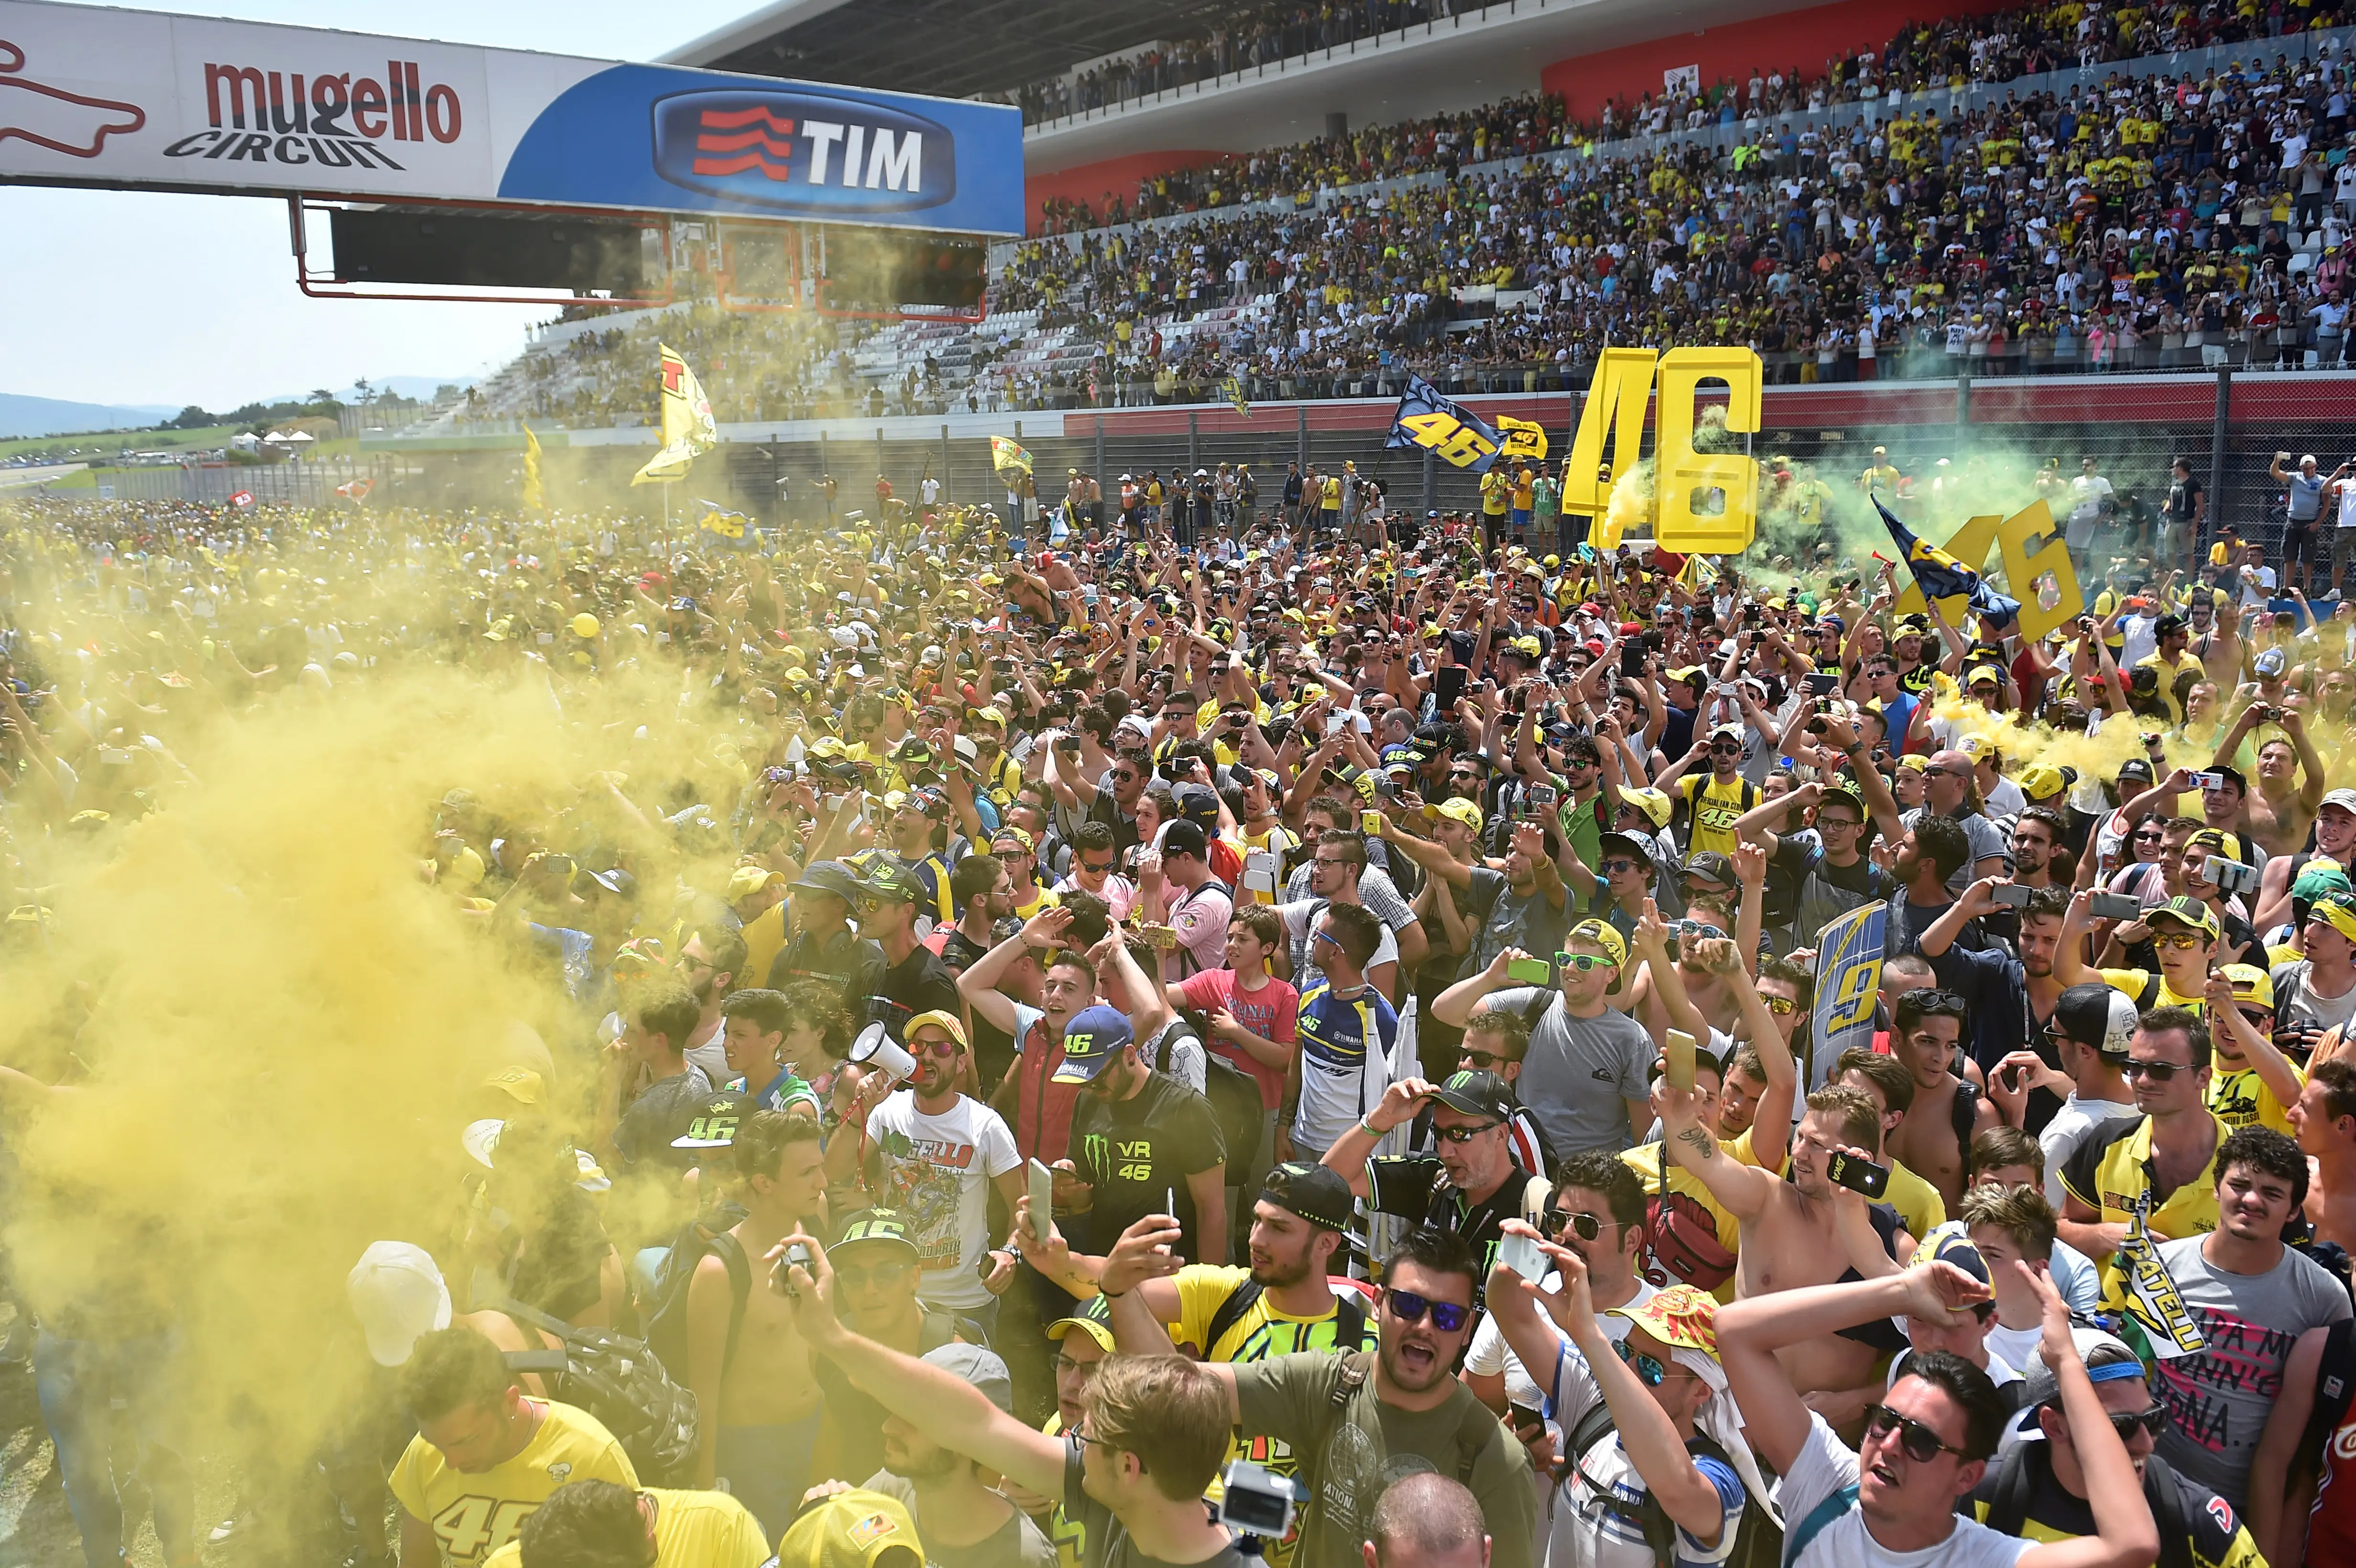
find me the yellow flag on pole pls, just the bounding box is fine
[521,424,545,512]
[632,342,718,486]
[1495,416,1548,459]
[989,436,1033,479]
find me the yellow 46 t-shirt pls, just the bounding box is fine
[391,1399,638,1565]
[481,1489,767,1568]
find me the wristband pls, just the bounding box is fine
[1358,1117,1385,1141]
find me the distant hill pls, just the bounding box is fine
[0,394,181,439]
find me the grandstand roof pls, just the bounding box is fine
[665,0,1244,99]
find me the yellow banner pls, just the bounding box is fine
[521,425,545,512]
[632,342,717,487]
[1496,416,1548,459]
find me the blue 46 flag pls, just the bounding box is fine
[1386,375,1505,473]
[1810,900,1887,1087]
[1874,498,2021,628]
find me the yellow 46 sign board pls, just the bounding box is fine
[1892,500,2084,642]
[1566,346,1762,554]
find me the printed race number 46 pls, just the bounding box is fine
[1396,411,1499,468]
[434,1496,538,1561]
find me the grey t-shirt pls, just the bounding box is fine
[865,1471,1056,1568]
[2149,1235,2354,1509]
[1460,866,1574,982]
[2273,958,2356,1035]
[1900,805,2012,897]
[1484,988,1655,1155]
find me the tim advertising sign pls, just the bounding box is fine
[0,0,1023,235]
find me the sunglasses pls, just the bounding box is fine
[2133,829,2166,842]
[1111,769,1140,782]
[1599,858,1642,874]
[912,1036,962,1058]
[1676,921,1728,941]
[1437,1122,1502,1143]
[2100,1404,2170,1440]
[835,1260,914,1291]
[1554,951,1610,971]
[1543,1209,1604,1242]
[1079,859,1114,873]
[1461,1048,1515,1070]
[2122,1058,2199,1081]
[1764,995,1798,1016]
[1386,1288,1473,1333]
[1864,1403,1970,1463]
[1709,743,1744,755]
[1613,1338,1671,1386]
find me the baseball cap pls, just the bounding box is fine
[2147,895,2220,939]
[2015,1330,2148,1436]
[1565,918,1629,971]
[348,1241,452,1368]
[730,864,786,901]
[1051,1005,1136,1084]
[2016,762,2072,802]
[1893,1221,1996,1328]
[2297,863,2356,906]
[2223,963,2274,1012]
[1619,787,1673,828]
[924,1343,1013,1413]
[1598,830,1654,868]
[481,1066,544,1106]
[671,1089,760,1149]
[858,861,922,905]
[1047,1291,1116,1352]
[2053,983,2138,1056]
[1425,1068,1519,1122]
[1171,783,1222,828]
[2257,648,2289,677]
[776,1488,925,1568]
[1435,797,1486,831]
[833,1209,922,1262]
[2115,757,2154,784]
[2322,788,2356,817]
[791,860,866,903]
[991,824,1036,854]
[1259,1160,1356,1231]
[1683,851,1737,887]
[1161,819,1211,862]
[904,1010,968,1048]
[1602,1285,1724,1388]
[2312,892,2356,945]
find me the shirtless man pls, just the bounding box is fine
[687,1109,829,1540]
[1884,988,2000,1209]
[2253,787,2356,932]
[2289,1057,2356,1251]
[1657,1079,1913,1397]
[2223,708,2325,860]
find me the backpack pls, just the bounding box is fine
[1563,1400,1781,1568]
[1201,1276,1370,1360]
[492,1296,700,1486]
[1981,1440,2195,1568]
[2302,1316,2356,1465]
[640,1221,752,1391]
[1154,1016,1269,1183]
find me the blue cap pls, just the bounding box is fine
[1051,1006,1136,1084]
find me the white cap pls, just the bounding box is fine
[348,1241,451,1368]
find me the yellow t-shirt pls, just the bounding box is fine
[1676,773,1755,858]
[1882,1158,1949,1242]
[480,1488,766,1568]
[2209,1058,2303,1133]
[2096,969,2206,1016]
[740,900,788,991]
[391,1400,637,1566]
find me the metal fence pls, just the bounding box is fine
[98,457,398,508]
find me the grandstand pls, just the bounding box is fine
[435,3,2356,431]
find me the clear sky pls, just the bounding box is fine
[1,2,714,413]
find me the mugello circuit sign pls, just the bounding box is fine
[0,0,1021,234]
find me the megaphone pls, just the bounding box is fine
[848,1021,916,1082]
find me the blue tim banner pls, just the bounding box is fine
[1810,901,1886,1087]
[1386,375,1505,474]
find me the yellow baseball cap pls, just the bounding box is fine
[2222,963,2274,1011]
[1435,798,1485,831]
[777,1489,924,1568]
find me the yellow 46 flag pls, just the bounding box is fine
[1495,417,1548,460]
[632,342,718,486]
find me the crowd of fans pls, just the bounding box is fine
[1013,0,2346,130]
[10,439,2356,1567]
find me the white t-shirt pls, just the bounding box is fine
[863,1092,1021,1312]
[1465,1276,1653,1443]
[1778,1414,2029,1568]
[1547,1333,1746,1568]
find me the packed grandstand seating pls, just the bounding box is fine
[456,5,2356,427]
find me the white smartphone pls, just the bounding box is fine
[1243,851,1280,892]
[1499,1230,1546,1282]
[1026,1157,1052,1239]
